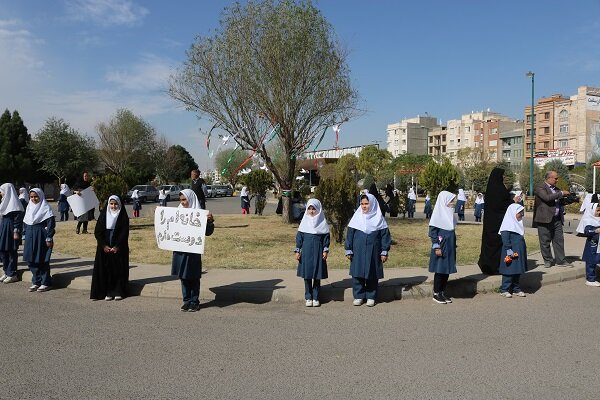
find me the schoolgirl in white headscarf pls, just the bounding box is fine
[578,202,600,286]
[474,192,485,222]
[455,189,466,221]
[0,183,25,283]
[498,204,527,297]
[407,187,417,218]
[22,188,55,292]
[428,191,457,304]
[240,186,250,214]
[171,189,215,312]
[295,199,330,307]
[345,193,391,307]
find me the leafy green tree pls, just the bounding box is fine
[389,153,431,191]
[156,144,199,183]
[169,0,358,223]
[419,158,460,205]
[240,169,274,215]
[97,109,161,186]
[357,145,392,180]
[92,174,129,210]
[543,159,571,189]
[518,162,544,196]
[315,169,358,243]
[215,148,250,185]
[585,154,600,192]
[0,109,38,184]
[30,117,98,183]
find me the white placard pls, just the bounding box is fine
[154,206,208,254]
[67,187,99,217]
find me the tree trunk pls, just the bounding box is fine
[281,196,291,224]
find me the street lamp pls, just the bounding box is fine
[526,71,535,196]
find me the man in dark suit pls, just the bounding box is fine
[190,169,207,210]
[533,170,571,268]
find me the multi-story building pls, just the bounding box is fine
[386,116,438,156]
[524,86,600,166]
[428,126,447,157]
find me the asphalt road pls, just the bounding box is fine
[1,278,599,400]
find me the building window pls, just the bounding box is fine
[558,139,568,148]
[559,124,568,134]
[402,140,406,145]
[543,141,549,149]
[526,143,531,151]
[526,129,531,137]
[429,137,433,143]
[544,127,550,134]
[491,128,498,134]
[544,112,550,119]
[559,109,568,121]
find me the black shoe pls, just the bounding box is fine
[440,292,452,303]
[432,293,447,304]
[187,303,200,312]
[82,230,89,234]
[180,302,190,312]
[76,229,80,234]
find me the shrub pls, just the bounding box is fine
[92,174,129,209]
[315,171,358,243]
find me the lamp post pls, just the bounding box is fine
[526,71,535,196]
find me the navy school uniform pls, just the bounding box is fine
[581,225,600,283]
[428,226,457,274]
[474,202,484,221]
[455,200,465,221]
[23,216,56,286]
[171,221,214,306]
[345,227,391,300]
[296,231,329,300]
[424,199,433,219]
[499,231,528,293]
[0,210,24,277]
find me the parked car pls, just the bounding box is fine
[158,185,182,202]
[206,185,215,198]
[213,184,234,197]
[126,185,159,203]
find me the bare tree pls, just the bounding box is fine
[169,0,359,222]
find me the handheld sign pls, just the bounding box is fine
[67,187,99,217]
[154,206,208,254]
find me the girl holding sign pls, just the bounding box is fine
[23,188,55,292]
[91,195,130,301]
[172,189,214,312]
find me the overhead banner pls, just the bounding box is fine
[67,187,99,217]
[154,207,209,254]
[587,95,600,111]
[534,148,575,167]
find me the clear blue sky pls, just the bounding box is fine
[1,0,599,171]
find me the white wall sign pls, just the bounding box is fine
[587,96,600,111]
[154,207,208,254]
[67,187,99,217]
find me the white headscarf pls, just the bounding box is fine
[580,193,593,213]
[347,193,388,234]
[425,194,431,202]
[475,193,485,204]
[23,188,54,225]
[298,198,329,235]
[408,188,417,200]
[0,183,25,215]
[498,203,525,236]
[240,186,249,197]
[18,187,28,203]
[457,189,467,202]
[429,191,457,231]
[576,202,600,235]
[513,190,523,200]
[60,183,71,196]
[131,189,139,199]
[179,189,200,209]
[105,195,122,230]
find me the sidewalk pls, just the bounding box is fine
[11,227,587,304]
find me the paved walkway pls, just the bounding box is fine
[8,226,589,304]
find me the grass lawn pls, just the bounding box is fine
[53,215,540,270]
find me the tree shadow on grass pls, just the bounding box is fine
[203,279,285,308]
[320,276,429,303]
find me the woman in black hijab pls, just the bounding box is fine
[369,183,387,218]
[477,167,518,275]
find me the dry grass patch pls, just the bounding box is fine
[53,216,540,270]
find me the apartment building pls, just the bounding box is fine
[386,116,438,156]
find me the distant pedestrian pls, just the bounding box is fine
[498,203,528,298]
[428,191,457,304]
[407,187,417,218]
[18,187,28,209]
[90,195,130,301]
[240,186,250,214]
[159,187,167,207]
[577,202,600,287]
[295,199,330,307]
[172,189,214,312]
[0,183,25,284]
[73,171,93,234]
[369,183,387,218]
[455,189,466,221]
[424,193,433,219]
[384,184,398,218]
[345,193,391,307]
[58,183,71,221]
[474,193,485,222]
[23,188,55,292]
[131,189,141,218]
[190,169,207,210]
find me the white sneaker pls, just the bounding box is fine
[0,274,7,282]
[312,300,320,307]
[513,291,527,297]
[105,296,114,301]
[305,299,312,307]
[3,276,18,284]
[36,285,51,292]
[352,299,364,306]
[500,292,512,298]
[114,296,123,301]
[366,299,376,307]
[28,285,39,292]
[585,281,600,287]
